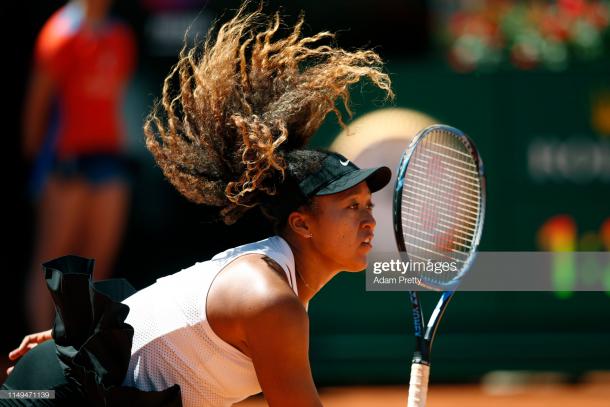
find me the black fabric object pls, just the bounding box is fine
[1,255,182,407]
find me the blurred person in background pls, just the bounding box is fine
[22,0,136,331]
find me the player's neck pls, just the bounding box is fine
[281,233,341,303]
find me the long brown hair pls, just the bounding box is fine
[145,2,393,224]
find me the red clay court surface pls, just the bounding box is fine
[236,381,610,406]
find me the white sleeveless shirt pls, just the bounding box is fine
[121,236,298,406]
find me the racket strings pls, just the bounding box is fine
[400,129,482,286]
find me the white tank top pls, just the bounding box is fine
[121,236,298,406]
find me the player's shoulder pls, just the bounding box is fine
[207,253,306,343]
[224,254,294,293]
[223,254,303,314]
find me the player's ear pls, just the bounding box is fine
[286,210,312,239]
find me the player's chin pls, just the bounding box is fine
[344,250,370,272]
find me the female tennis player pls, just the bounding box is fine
[3,3,392,406]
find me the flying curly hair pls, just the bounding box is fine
[145,2,393,224]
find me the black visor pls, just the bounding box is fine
[299,152,391,197]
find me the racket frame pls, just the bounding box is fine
[394,125,486,291]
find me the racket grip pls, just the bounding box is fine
[407,362,430,407]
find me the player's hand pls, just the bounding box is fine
[6,329,52,375]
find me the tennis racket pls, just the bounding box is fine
[393,124,486,407]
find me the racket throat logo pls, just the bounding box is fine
[412,313,423,336]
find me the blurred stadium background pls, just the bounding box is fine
[4,0,610,404]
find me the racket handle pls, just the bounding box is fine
[407,362,430,407]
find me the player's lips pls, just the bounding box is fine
[360,234,374,248]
